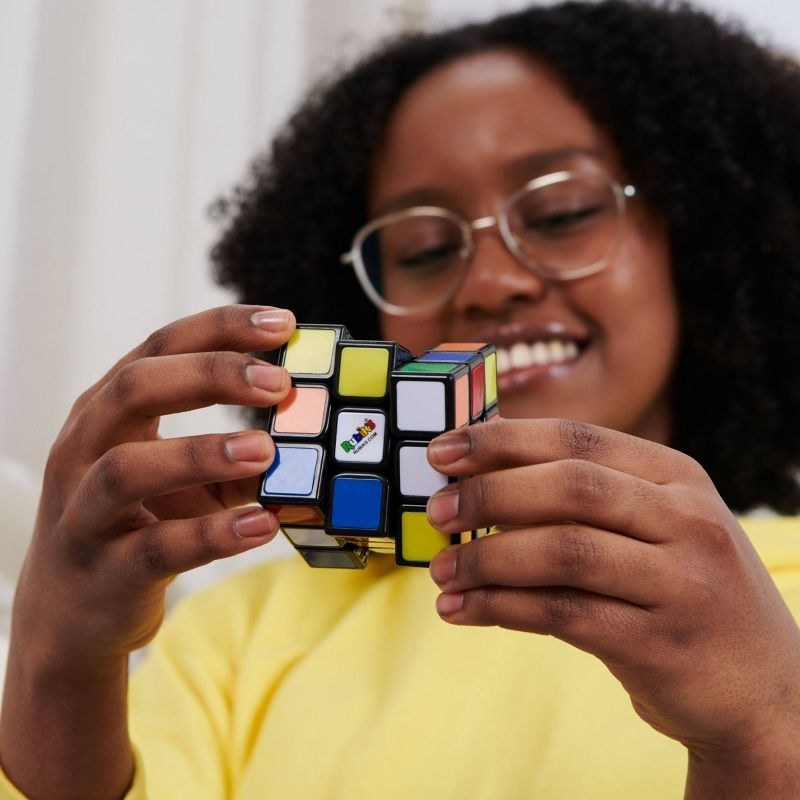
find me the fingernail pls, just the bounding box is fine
[246,364,288,391]
[427,432,470,466]
[436,593,464,616]
[251,308,292,332]
[427,487,459,526]
[225,431,269,463]
[234,507,276,538]
[430,547,457,585]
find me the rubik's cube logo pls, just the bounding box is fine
[339,418,378,453]
[257,324,499,569]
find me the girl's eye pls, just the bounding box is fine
[394,243,461,270]
[523,204,602,236]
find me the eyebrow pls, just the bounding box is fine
[373,147,608,216]
[505,147,607,179]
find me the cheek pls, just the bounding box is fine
[600,231,680,380]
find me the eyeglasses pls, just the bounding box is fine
[340,170,637,316]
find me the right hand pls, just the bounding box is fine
[13,304,295,668]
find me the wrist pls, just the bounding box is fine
[0,637,133,800]
[685,729,800,800]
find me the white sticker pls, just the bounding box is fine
[398,444,449,498]
[395,380,446,432]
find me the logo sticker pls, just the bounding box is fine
[334,411,386,463]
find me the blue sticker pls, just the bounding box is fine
[419,351,473,363]
[263,446,320,496]
[330,475,384,530]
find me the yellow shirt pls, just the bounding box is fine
[1,517,799,799]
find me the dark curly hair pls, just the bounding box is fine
[211,0,800,514]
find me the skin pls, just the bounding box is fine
[0,306,296,799]
[374,50,679,443]
[1,49,798,800]
[373,52,800,797]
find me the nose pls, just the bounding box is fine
[450,224,549,318]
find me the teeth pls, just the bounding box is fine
[531,341,549,365]
[496,348,512,374]
[495,339,581,375]
[548,340,566,362]
[510,342,532,369]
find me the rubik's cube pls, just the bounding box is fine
[257,324,499,568]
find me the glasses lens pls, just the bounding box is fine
[358,212,467,310]
[507,175,622,274]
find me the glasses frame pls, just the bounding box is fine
[340,169,637,316]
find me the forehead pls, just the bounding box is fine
[369,49,619,213]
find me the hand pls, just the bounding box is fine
[425,418,800,795]
[13,304,294,666]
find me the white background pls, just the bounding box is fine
[1,0,796,592]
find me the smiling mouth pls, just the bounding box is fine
[496,338,584,376]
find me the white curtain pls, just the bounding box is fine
[0,0,426,593]
[0,0,429,479]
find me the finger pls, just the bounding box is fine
[110,505,280,584]
[433,584,652,666]
[63,431,274,537]
[72,305,295,413]
[427,417,705,486]
[427,458,674,543]
[429,525,674,606]
[78,351,290,454]
[144,473,264,522]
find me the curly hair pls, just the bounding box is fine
[211,0,800,514]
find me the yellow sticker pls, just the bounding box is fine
[484,351,498,406]
[401,511,450,562]
[338,346,390,397]
[283,328,336,375]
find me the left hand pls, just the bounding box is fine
[425,418,800,792]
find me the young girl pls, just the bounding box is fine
[2,2,799,798]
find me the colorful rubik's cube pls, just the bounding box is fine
[257,324,499,569]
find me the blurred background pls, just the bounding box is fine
[1,0,798,607]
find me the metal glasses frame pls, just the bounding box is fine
[340,169,637,316]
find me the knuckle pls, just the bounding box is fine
[108,361,144,405]
[467,588,499,625]
[134,531,170,577]
[560,459,612,506]
[194,350,237,386]
[63,534,102,571]
[551,526,601,579]
[650,611,704,651]
[93,449,128,497]
[211,305,241,334]
[195,516,221,557]
[183,436,210,473]
[696,516,735,560]
[456,539,484,582]
[556,419,607,461]
[684,455,713,486]
[141,324,173,358]
[539,588,587,629]
[464,474,497,524]
[480,416,509,451]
